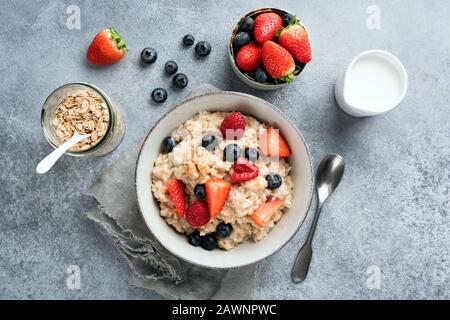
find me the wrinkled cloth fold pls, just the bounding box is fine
[85,84,259,299]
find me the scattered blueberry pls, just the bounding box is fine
[216,222,233,238]
[173,73,189,88]
[202,134,217,151]
[183,34,195,47]
[151,88,168,103]
[194,184,206,199]
[162,136,176,153]
[282,13,295,26]
[141,47,158,64]
[201,234,218,251]
[239,17,254,32]
[223,144,242,162]
[195,41,211,57]
[266,173,283,189]
[255,68,268,83]
[188,231,202,247]
[165,60,178,75]
[233,32,251,49]
[244,147,259,163]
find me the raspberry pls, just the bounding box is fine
[185,200,211,227]
[230,157,259,182]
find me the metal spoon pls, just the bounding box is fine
[291,154,345,283]
[36,132,90,174]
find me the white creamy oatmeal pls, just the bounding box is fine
[151,111,294,250]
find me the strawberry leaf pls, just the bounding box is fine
[109,28,129,51]
[288,16,299,26]
[275,27,283,38]
[275,72,296,84]
[275,15,300,37]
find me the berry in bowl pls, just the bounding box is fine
[136,91,314,268]
[229,8,312,90]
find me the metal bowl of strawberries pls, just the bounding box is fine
[229,8,312,90]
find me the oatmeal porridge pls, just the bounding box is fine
[151,111,294,250]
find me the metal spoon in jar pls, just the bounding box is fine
[291,154,345,283]
[36,132,90,174]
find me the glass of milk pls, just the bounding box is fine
[334,50,408,117]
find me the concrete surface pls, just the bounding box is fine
[1,0,449,299]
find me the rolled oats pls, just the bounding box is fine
[52,90,110,151]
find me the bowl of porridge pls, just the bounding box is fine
[135,91,314,268]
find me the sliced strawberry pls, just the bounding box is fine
[261,41,296,82]
[259,127,291,158]
[253,12,283,43]
[185,200,210,226]
[220,112,245,140]
[166,178,186,217]
[278,24,312,64]
[252,199,283,227]
[205,178,232,217]
[236,42,261,73]
[230,157,259,182]
[87,28,128,65]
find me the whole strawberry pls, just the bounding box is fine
[236,42,261,73]
[87,28,128,65]
[278,23,312,64]
[253,12,283,43]
[261,41,296,82]
[220,112,246,140]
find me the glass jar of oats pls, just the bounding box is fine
[41,83,125,157]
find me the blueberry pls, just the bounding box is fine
[173,73,189,88]
[201,135,217,151]
[244,147,259,163]
[151,88,168,103]
[195,41,211,57]
[223,144,242,162]
[266,173,283,189]
[255,68,268,83]
[216,222,233,238]
[162,136,176,153]
[201,234,218,251]
[283,13,295,26]
[239,17,254,32]
[183,34,195,47]
[141,47,158,64]
[188,231,202,247]
[165,60,178,75]
[194,184,206,199]
[233,32,251,49]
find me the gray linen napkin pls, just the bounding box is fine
[86,85,259,300]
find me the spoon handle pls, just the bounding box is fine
[36,134,89,174]
[291,201,322,283]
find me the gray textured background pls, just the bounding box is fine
[1,0,449,299]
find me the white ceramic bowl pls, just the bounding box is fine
[135,91,314,269]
